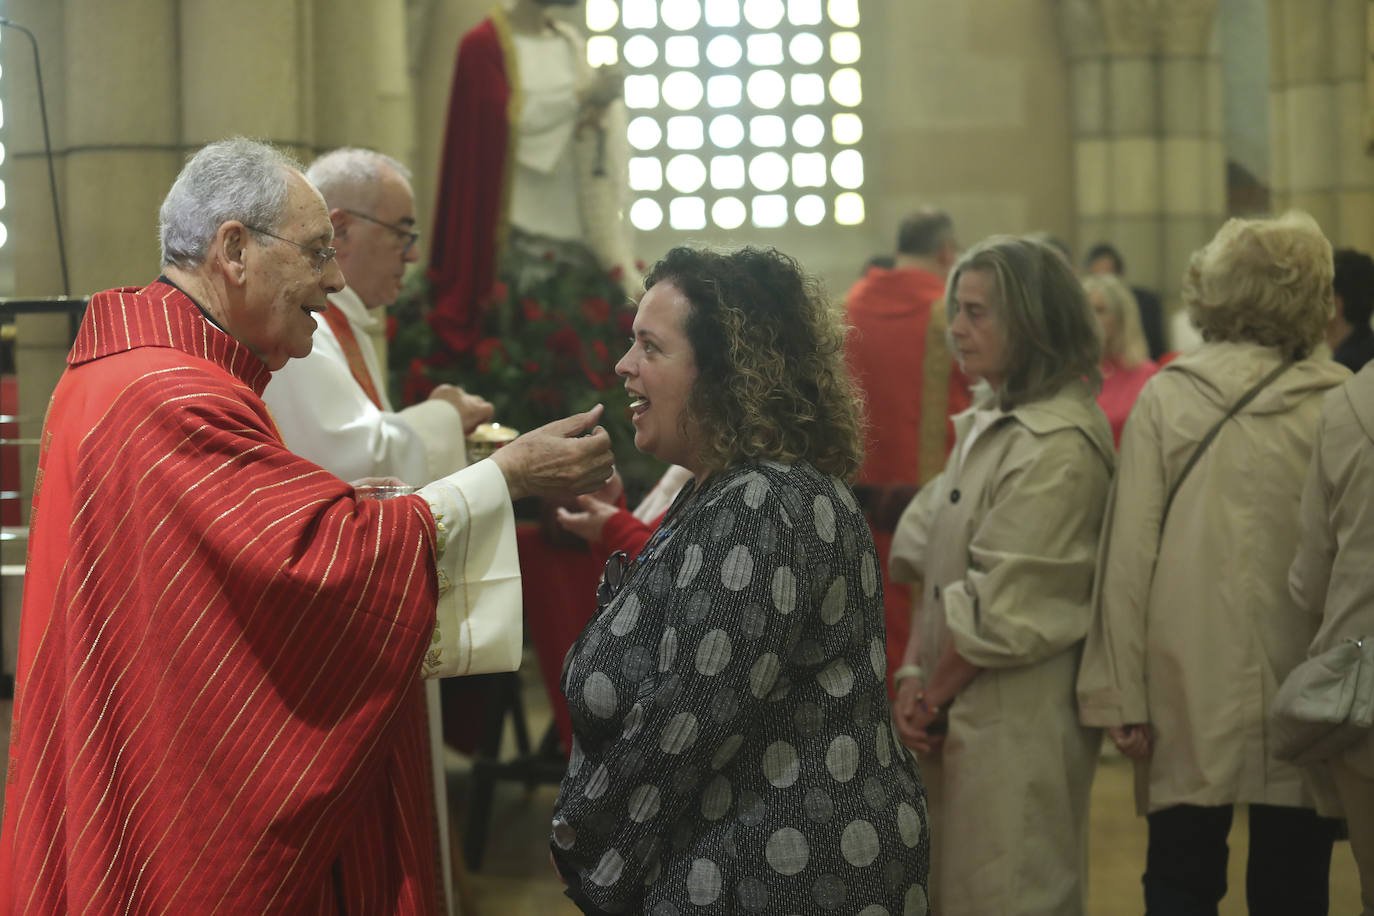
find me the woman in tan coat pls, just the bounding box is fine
[1077,211,1349,915]
[890,235,1114,915]
[1290,364,1374,915]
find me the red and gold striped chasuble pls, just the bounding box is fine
[0,282,445,914]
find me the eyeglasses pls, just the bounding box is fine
[597,550,629,609]
[342,209,421,253]
[244,224,337,273]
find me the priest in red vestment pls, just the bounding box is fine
[0,139,613,915]
[844,209,972,697]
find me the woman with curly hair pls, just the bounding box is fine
[1084,272,1159,446]
[1077,211,1349,914]
[550,246,931,915]
[887,235,1114,915]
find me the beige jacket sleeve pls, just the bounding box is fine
[889,471,944,584]
[1288,411,1336,623]
[945,428,1110,669]
[1077,393,1166,725]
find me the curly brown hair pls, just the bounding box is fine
[642,246,865,480]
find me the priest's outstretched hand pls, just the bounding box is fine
[491,404,615,501]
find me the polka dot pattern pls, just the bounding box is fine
[552,461,929,914]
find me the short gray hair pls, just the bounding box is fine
[305,148,411,212]
[159,138,301,268]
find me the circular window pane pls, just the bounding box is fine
[709,115,745,148]
[827,0,859,28]
[662,71,704,110]
[670,197,708,230]
[665,35,700,68]
[662,0,703,30]
[788,0,822,25]
[705,0,741,26]
[751,194,788,228]
[587,36,619,67]
[667,116,705,149]
[747,33,784,67]
[625,74,661,109]
[628,116,664,150]
[830,31,860,64]
[586,0,619,31]
[711,155,746,189]
[0,222,8,248]
[832,113,863,145]
[792,114,825,147]
[749,152,789,192]
[712,197,747,230]
[706,35,743,68]
[623,34,659,68]
[747,70,786,109]
[791,73,825,106]
[622,0,658,28]
[743,0,785,28]
[835,191,865,226]
[791,152,827,187]
[831,149,864,189]
[829,68,862,107]
[788,32,823,65]
[629,157,664,191]
[795,194,826,226]
[707,75,743,108]
[631,198,664,230]
[666,154,708,193]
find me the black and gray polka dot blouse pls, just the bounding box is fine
[551,460,932,915]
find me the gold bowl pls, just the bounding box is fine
[466,422,519,463]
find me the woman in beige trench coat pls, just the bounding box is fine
[890,235,1114,916]
[1289,363,1374,916]
[1077,211,1349,915]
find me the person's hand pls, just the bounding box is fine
[1108,723,1153,759]
[490,404,615,501]
[428,384,495,435]
[555,494,621,543]
[893,679,945,756]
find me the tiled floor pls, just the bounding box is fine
[451,671,1364,916]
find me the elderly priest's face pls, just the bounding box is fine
[232,171,344,370]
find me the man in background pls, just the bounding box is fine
[1327,247,1374,372]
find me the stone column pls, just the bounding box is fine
[1269,0,1374,251]
[1060,0,1224,307]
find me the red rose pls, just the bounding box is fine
[546,327,582,358]
[580,297,612,324]
[403,358,434,404]
[489,281,509,303]
[521,297,544,322]
[523,359,541,374]
[474,337,505,373]
[592,339,609,363]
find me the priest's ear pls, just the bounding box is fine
[329,208,350,240]
[214,221,252,287]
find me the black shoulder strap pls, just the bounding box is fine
[1158,360,1293,538]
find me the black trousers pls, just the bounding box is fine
[1144,803,1339,915]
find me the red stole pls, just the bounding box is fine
[0,281,442,914]
[428,14,519,354]
[322,301,384,409]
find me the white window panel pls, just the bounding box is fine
[706,34,743,68]
[669,196,708,230]
[746,33,784,67]
[665,35,700,67]
[588,36,619,66]
[587,0,620,31]
[629,157,665,191]
[746,70,786,108]
[709,114,746,148]
[787,0,822,25]
[628,116,664,150]
[827,0,859,27]
[830,31,860,64]
[743,0,784,29]
[622,0,659,28]
[625,74,661,108]
[831,149,863,189]
[667,115,705,149]
[712,197,747,229]
[829,68,862,106]
[631,198,665,230]
[832,112,862,144]
[662,71,704,110]
[750,115,787,148]
[704,0,741,26]
[790,73,825,106]
[666,154,708,193]
[791,152,827,187]
[623,34,660,68]
[788,32,823,65]
[749,152,789,191]
[792,114,825,147]
[661,0,702,30]
[795,194,826,226]
[835,191,864,225]
[751,194,789,228]
[711,155,747,189]
[707,75,743,108]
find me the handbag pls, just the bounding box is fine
[1270,636,1374,764]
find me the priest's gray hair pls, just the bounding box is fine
[306,148,411,213]
[159,138,302,268]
